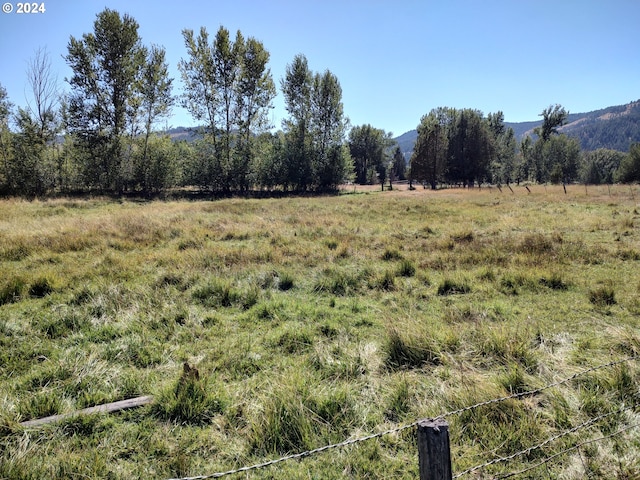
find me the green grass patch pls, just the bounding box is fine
[1,188,640,478]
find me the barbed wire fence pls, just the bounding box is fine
[168,355,640,480]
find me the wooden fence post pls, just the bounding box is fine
[417,418,452,480]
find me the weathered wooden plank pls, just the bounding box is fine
[19,395,154,427]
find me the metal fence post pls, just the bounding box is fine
[417,418,452,480]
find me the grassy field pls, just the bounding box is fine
[1,184,639,479]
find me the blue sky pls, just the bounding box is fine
[1,0,638,136]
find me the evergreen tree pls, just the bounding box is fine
[391,145,406,181]
[446,109,493,187]
[615,143,640,183]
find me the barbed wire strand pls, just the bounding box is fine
[167,421,419,480]
[495,420,640,479]
[168,355,637,480]
[452,402,639,478]
[435,354,638,422]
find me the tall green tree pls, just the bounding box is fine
[0,83,14,193]
[615,143,640,183]
[309,70,351,190]
[527,104,578,184]
[135,44,174,193]
[487,111,517,184]
[348,124,391,184]
[391,145,406,182]
[281,54,313,191]
[410,110,448,189]
[234,36,276,191]
[580,149,625,184]
[180,26,275,191]
[518,135,533,183]
[446,109,493,187]
[65,8,146,192]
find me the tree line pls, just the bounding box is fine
[409,104,640,189]
[0,8,638,198]
[0,9,356,197]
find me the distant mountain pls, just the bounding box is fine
[166,126,200,142]
[395,100,640,156]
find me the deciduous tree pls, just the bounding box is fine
[64,8,146,192]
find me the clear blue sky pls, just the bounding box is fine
[1,0,638,136]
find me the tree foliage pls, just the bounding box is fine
[615,143,640,183]
[410,109,449,189]
[4,11,640,198]
[348,124,393,185]
[280,54,352,191]
[410,107,499,189]
[179,26,275,192]
[64,8,147,192]
[580,149,626,184]
[534,104,568,142]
